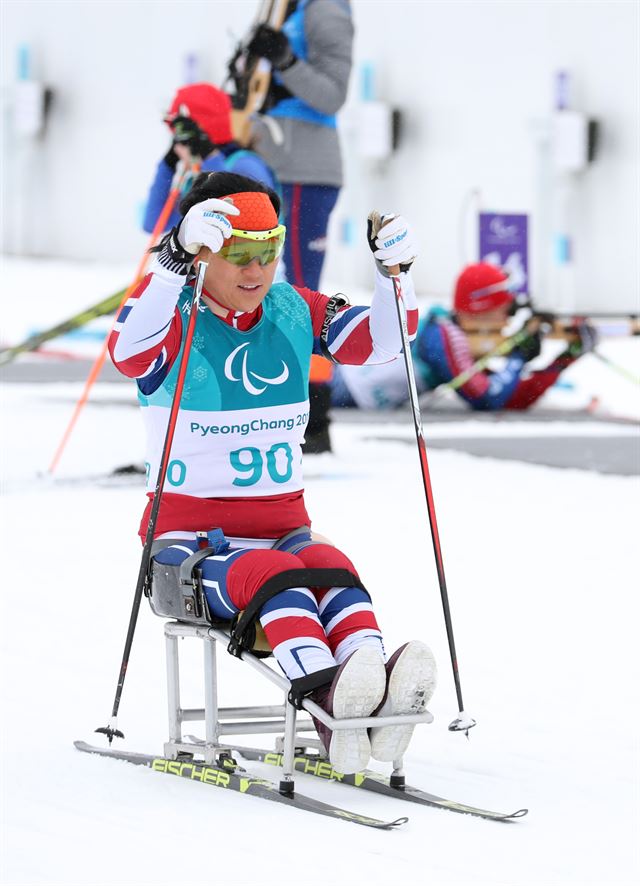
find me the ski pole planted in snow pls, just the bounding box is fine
[96,259,208,743]
[368,211,476,735]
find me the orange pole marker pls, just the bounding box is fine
[48,163,199,474]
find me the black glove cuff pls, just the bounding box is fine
[276,51,297,71]
[163,147,179,171]
[375,258,414,278]
[192,133,216,160]
[156,228,194,276]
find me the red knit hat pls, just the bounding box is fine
[165,83,233,145]
[222,192,279,232]
[453,262,514,314]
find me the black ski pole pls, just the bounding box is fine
[96,260,208,743]
[368,212,476,735]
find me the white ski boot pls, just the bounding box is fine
[311,646,386,775]
[369,640,437,762]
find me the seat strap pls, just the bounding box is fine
[228,567,369,658]
[178,547,216,586]
[271,526,312,551]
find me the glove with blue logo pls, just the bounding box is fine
[367,213,417,276]
[155,198,241,276]
[178,197,241,254]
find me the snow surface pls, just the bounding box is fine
[1,258,639,886]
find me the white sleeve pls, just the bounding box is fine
[110,262,184,364]
[366,267,418,363]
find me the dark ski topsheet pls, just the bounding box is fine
[237,747,528,822]
[0,288,126,366]
[73,741,407,831]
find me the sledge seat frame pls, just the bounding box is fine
[163,619,434,794]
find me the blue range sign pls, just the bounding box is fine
[479,213,529,296]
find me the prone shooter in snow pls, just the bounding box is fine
[331,261,599,411]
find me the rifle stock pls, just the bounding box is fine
[461,313,639,358]
[228,0,289,146]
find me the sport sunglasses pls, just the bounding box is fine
[218,225,287,267]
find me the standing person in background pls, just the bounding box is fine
[246,0,354,453]
[144,83,278,234]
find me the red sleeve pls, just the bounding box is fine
[293,286,334,336]
[293,285,416,366]
[439,323,491,399]
[505,364,568,409]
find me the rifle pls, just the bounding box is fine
[459,311,640,358]
[444,320,543,392]
[530,311,639,337]
[457,310,640,388]
[225,0,289,146]
[421,310,640,406]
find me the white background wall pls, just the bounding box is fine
[1,0,638,312]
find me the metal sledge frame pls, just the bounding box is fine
[163,620,434,794]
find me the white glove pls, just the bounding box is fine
[178,197,241,254]
[372,214,417,270]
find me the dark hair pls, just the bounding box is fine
[179,171,280,218]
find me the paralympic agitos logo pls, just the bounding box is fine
[224,343,289,396]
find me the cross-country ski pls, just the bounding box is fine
[74,741,408,830]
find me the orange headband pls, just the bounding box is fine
[220,192,278,232]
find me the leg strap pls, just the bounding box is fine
[227,567,370,658]
[271,525,312,552]
[287,666,339,710]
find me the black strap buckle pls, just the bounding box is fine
[319,293,349,363]
[287,666,339,710]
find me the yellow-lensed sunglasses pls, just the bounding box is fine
[218,224,287,267]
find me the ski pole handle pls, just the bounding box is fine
[367,209,402,277]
